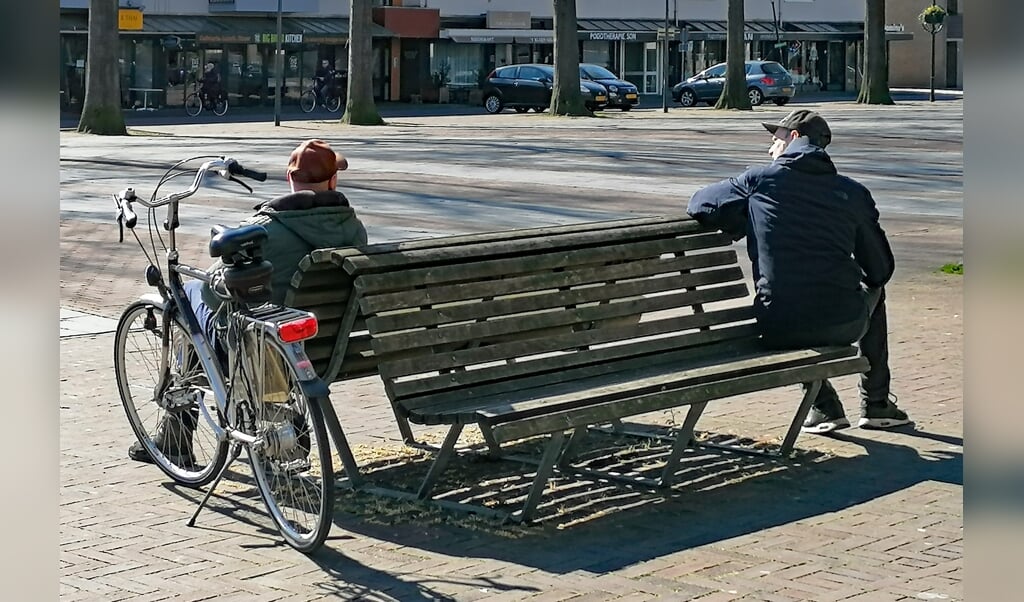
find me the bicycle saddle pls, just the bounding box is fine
[209,224,268,265]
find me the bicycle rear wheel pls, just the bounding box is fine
[299,90,317,113]
[324,93,342,113]
[213,96,228,116]
[244,335,334,553]
[114,300,227,487]
[184,93,202,117]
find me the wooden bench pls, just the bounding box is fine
[286,216,869,521]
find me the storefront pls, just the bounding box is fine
[60,10,393,111]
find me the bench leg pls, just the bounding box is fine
[477,423,503,458]
[558,427,589,468]
[319,398,363,488]
[417,423,463,500]
[516,430,566,523]
[659,401,706,486]
[779,379,821,456]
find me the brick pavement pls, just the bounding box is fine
[61,107,962,601]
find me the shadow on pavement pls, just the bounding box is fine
[318,427,960,576]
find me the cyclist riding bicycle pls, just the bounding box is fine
[313,59,337,101]
[199,62,222,104]
[128,139,368,464]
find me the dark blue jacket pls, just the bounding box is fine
[686,137,894,333]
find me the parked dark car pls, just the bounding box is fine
[671,60,795,107]
[579,63,639,110]
[481,64,608,114]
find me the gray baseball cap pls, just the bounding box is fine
[762,109,832,148]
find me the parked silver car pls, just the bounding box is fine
[672,60,795,107]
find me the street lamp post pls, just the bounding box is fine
[919,2,946,103]
[662,0,670,113]
[273,0,283,126]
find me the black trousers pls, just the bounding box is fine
[760,287,890,410]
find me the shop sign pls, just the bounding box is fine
[118,8,143,31]
[884,24,905,33]
[486,11,530,30]
[254,33,304,44]
[588,31,637,41]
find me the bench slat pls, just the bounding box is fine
[388,306,757,403]
[367,265,745,333]
[396,321,761,414]
[408,346,857,425]
[343,220,708,278]
[383,305,757,379]
[371,282,749,357]
[353,231,733,297]
[489,356,870,443]
[362,249,739,318]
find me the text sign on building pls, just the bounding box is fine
[118,8,143,31]
[588,32,637,41]
[254,33,304,44]
[486,11,530,30]
[884,24,905,33]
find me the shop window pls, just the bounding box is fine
[431,41,485,88]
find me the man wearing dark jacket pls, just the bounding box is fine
[686,110,911,433]
[128,139,367,464]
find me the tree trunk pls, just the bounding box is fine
[857,0,894,104]
[341,0,385,125]
[550,0,592,116]
[715,0,751,110]
[77,0,126,135]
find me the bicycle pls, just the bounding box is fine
[184,84,229,117]
[112,156,347,553]
[299,81,344,113]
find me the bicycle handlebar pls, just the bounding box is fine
[113,156,267,238]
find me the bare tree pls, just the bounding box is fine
[550,0,591,116]
[77,0,126,134]
[857,0,894,104]
[341,0,384,125]
[715,0,752,110]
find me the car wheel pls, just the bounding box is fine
[532,106,546,112]
[747,87,765,106]
[483,94,503,114]
[621,105,632,112]
[678,89,697,108]
[773,97,790,106]
[514,106,529,113]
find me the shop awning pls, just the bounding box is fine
[441,28,553,44]
[680,20,913,42]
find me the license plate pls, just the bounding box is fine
[626,93,638,100]
[782,87,793,94]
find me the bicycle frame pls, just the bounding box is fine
[119,159,323,450]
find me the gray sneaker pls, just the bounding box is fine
[858,395,912,429]
[802,399,851,434]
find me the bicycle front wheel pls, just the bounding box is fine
[299,90,316,113]
[245,336,334,553]
[213,96,228,116]
[184,93,202,117]
[114,301,227,487]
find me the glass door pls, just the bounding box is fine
[624,41,661,94]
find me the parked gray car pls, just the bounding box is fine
[672,60,795,107]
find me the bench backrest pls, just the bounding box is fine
[345,217,758,419]
[286,216,700,384]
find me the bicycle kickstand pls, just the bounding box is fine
[187,442,244,527]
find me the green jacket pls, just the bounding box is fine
[203,189,367,310]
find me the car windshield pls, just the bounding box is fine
[760,62,788,75]
[580,65,617,80]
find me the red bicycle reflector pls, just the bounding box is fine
[278,316,318,342]
[761,77,775,85]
